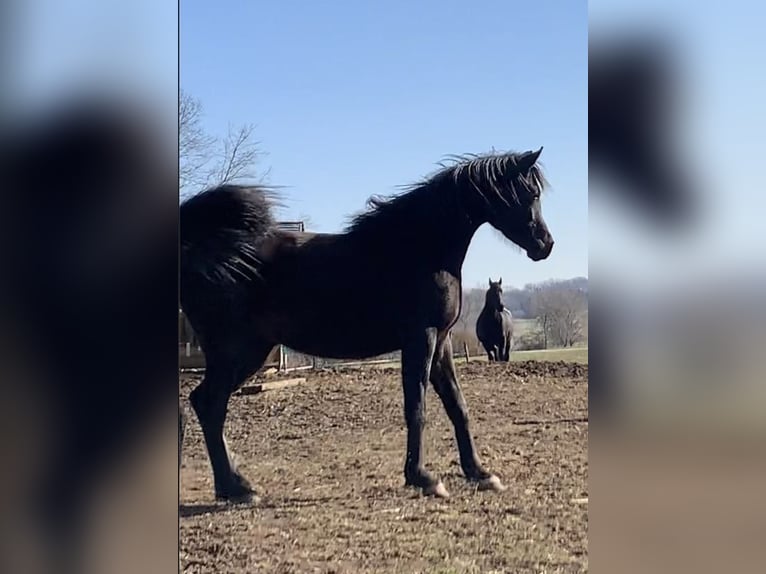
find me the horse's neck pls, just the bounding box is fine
[406,192,481,274]
[350,186,482,274]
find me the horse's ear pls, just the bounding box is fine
[498,278,502,286]
[488,278,492,287]
[517,147,543,173]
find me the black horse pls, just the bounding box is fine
[180,148,554,500]
[476,278,514,362]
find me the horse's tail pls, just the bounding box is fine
[180,184,275,294]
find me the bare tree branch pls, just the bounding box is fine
[456,292,474,332]
[207,123,257,186]
[179,91,266,195]
[179,91,214,192]
[531,286,587,348]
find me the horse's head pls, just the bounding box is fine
[486,278,504,310]
[458,148,554,262]
[489,148,553,261]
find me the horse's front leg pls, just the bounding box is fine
[430,335,506,492]
[401,328,448,498]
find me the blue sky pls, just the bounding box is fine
[182,0,587,289]
[590,1,766,294]
[12,0,178,121]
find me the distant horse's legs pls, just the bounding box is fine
[190,343,272,501]
[500,337,511,362]
[400,328,447,497]
[430,335,506,492]
[481,340,495,362]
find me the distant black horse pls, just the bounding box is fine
[476,278,514,362]
[180,148,554,500]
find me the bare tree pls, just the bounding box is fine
[456,288,485,332]
[179,90,266,195]
[179,92,213,192]
[534,296,551,349]
[456,291,475,332]
[531,286,587,348]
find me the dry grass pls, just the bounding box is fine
[180,361,588,573]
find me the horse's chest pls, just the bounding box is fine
[478,310,509,336]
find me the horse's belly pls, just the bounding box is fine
[283,332,399,360]
[290,339,399,360]
[277,311,400,360]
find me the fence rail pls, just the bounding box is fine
[179,342,475,372]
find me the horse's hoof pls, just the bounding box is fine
[477,475,507,492]
[424,481,450,499]
[215,477,256,503]
[215,490,256,504]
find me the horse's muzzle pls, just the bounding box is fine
[527,238,554,261]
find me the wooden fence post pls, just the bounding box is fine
[279,345,286,372]
[463,341,470,363]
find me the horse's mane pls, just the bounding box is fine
[345,151,548,235]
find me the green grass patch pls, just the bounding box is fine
[511,318,538,337]
[511,347,588,364]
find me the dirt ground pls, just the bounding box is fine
[179,361,588,573]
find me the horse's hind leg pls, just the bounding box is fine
[430,335,506,492]
[190,343,272,501]
[189,363,249,501]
